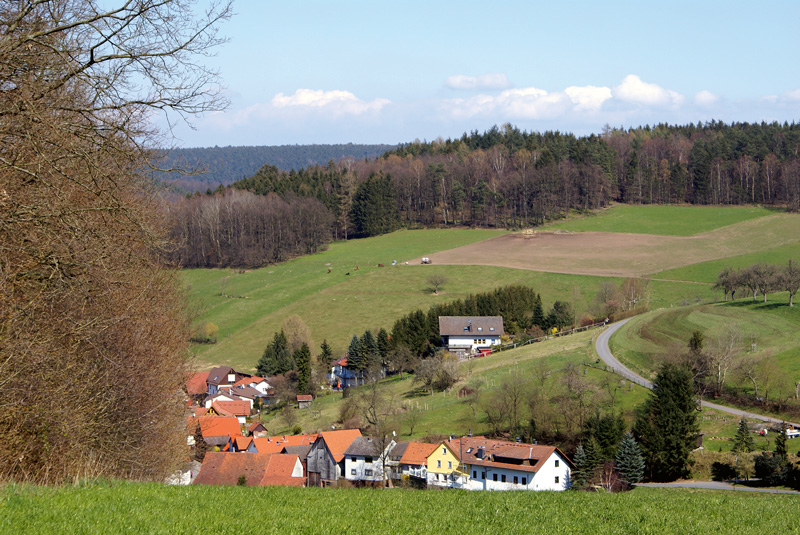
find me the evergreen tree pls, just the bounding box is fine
[347,334,365,371]
[584,411,626,460]
[633,363,699,481]
[319,339,333,362]
[775,424,788,461]
[531,294,545,329]
[256,330,293,377]
[377,328,390,359]
[350,173,400,237]
[360,330,380,366]
[295,343,312,396]
[732,417,754,453]
[546,301,575,331]
[571,445,588,489]
[615,433,645,484]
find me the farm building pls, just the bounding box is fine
[439,316,504,358]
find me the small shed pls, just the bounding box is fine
[296,394,312,409]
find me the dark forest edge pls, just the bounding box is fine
[167,121,800,268]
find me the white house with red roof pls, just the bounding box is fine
[447,436,573,491]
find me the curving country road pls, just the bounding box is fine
[595,319,800,427]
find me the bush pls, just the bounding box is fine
[710,461,737,481]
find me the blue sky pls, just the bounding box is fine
[170,0,800,147]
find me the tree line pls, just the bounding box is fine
[714,260,800,306]
[167,189,333,267]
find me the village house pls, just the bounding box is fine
[190,416,242,449]
[385,441,409,481]
[211,400,251,424]
[438,316,504,358]
[426,440,468,488]
[436,436,574,491]
[399,442,438,481]
[193,452,304,487]
[343,436,397,484]
[306,429,362,486]
[330,357,362,389]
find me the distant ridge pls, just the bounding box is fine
[155,143,397,193]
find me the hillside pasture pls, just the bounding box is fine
[4,483,798,534]
[544,204,776,236]
[414,213,800,278]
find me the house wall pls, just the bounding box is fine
[426,444,461,487]
[344,455,385,482]
[530,453,571,490]
[445,335,501,352]
[307,441,338,484]
[465,453,571,491]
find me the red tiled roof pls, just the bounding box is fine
[447,436,572,472]
[233,435,253,451]
[319,429,362,462]
[212,400,251,417]
[251,434,319,454]
[196,416,241,438]
[186,371,210,395]
[399,442,438,466]
[296,395,312,402]
[193,452,304,487]
[248,422,267,433]
[335,357,347,366]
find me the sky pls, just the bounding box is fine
[168,0,800,148]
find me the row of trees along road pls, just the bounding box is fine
[0,0,231,483]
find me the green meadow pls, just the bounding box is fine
[3,482,798,534]
[545,204,776,236]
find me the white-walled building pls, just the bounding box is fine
[439,316,504,357]
[343,436,396,483]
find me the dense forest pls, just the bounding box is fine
[153,144,397,192]
[169,121,800,268]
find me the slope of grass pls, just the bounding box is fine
[609,300,800,394]
[654,241,800,284]
[3,482,797,534]
[546,204,775,236]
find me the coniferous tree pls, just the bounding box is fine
[615,433,645,484]
[257,330,293,377]
[732,417,754,453]
[775,425,788,461]
[347,335,365,371]
[319,339,333,362]
[633,363,699,481]
[571,445,588,489]
[584,411,626,460]
[360,330,380,367]
[295,343,312,396]
[532,295,546,329]
[377,328,390,360]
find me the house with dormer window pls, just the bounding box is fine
[438,316,504,358]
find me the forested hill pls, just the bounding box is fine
[155,144,397,192]
[170,121,800,268]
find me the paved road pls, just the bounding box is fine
[636,481,800,494]
[595,320,800,427]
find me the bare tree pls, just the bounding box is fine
[0,0,231,483]
[426,274,448,295]
[708,325,743,398]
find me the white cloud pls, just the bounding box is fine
[694,90,719,106]
[445,73,511,90]
[613,74,684,107]
[780,88,800,102]
[565,85,612,111]
[271,89,390,115]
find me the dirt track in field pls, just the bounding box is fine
[408,214,800,278]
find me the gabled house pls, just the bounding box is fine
[438,316,504,358]
[330,357,363,389]
[206,366,238,396]
[296,394,312,409]
[228,435,253,453]
[193,452,304,487]
[399,442,437,480]
[212,400,251,424]
[250,434,319,454]
[343,437,397,484]
[203,391,238,409]
[447,436,573,491]
[386,441,409,480]
[234,375,271,396]
[192,416,242,449]
[186,371,210,402]
[306,429,362,486]
[426,439,468,487]
[248,422,268,437]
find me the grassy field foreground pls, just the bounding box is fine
[3,482,798,534]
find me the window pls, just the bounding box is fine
[481,472,485,479]
[351,469,356,475]
[501,474,506,483]
[448,461,452,469]
[365,469,373,476]
[554,459,559,467]
[442,447,446,455]
[437,460,441,468]
[473,471,477,479]
[493,474,497,481]
[522,477,527,485]
[365,456,372,463]
[554,476,559,484]
[513,476,518,484]
[351,457,356,462]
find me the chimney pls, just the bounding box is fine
[476,447,484,459]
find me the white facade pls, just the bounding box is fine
[465,452,571,491]
[344,454,387,482]
[445,334,502,352]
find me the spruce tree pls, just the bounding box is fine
[571,445,588,489]
[732,417,754,453]
[361,330,380,367]
[377,328,390,359]
[347,334,364,371]
[615,433,645,484]
[633,363,699,481]
[295,343,312,395]
[319,339,333,362]
[775,424,788,461]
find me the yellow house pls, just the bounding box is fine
[426,440,467,487]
